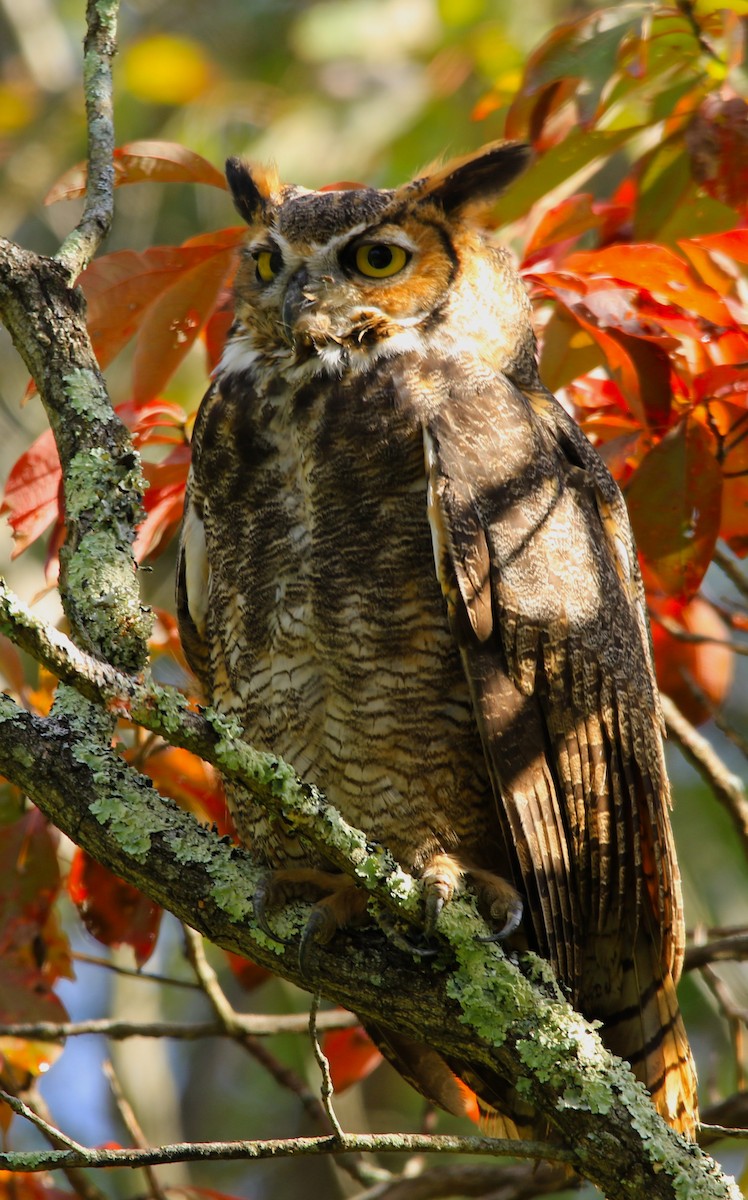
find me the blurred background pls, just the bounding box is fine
[1,1,747,1197]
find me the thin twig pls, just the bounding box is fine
[0,1132,572,1174]
[72,949,200,988]
[714,545,748,606]
[661,692,748,856]
[650,608,748,655]
[103,1060,168,1200]
[0,1089,87,1153]
[8,1085,109,1200]
[54,0,119,277]
[348,1160,571,1200]
[310,989,345,1141]
[0,1012,359,1041]
[182,926,391,1188]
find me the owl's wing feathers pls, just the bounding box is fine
[423,369,682,996]
[175,382,221,690]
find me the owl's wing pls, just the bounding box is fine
[422,371,683,997]
[176,382,220,691]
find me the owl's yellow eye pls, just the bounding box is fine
[254,249,283,283]
[353,243,409,279]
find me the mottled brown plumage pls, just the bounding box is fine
[176,142,698,1138]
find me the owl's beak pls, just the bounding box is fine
[282,267,314,344]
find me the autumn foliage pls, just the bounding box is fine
[1,1,748,1124]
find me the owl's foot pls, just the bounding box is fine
[420,854,523,941]
[253,868,368,971]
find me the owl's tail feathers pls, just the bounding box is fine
[362,1022,542,1140]
[600,942,699,1140]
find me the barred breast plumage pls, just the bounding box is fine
[176,141,698,1139]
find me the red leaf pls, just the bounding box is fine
[0,1172,73,1200]
[525,194,600,260]
[625,417,722,598]
[45,140,228,205]
[0,809,71,1080]
[131,239,240,403]
[0,428,62,556]
[78,227,244,397]
[650,595,734,724]
[133,445,191,561]
[703,399,748,556]
[67,849,162,968]
[322,1024,382,1092]
[685,93,748,212]
[563,243,734,327]
[225,952,272,992]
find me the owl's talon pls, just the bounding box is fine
[298,903,341,974]
[253,881,293,946]
[375,911,438,957]
[476,896,524,943]
[424,890,445,936]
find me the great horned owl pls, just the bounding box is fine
[176,141,698,1138]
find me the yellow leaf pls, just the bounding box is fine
[121,35,213,106]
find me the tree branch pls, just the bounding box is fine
[662,693,748,858]
[54,0,119,279]
[0,1133,569,1174]
[0,692,740,1199]
[0,1012,359,1041]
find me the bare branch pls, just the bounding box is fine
[349,1161,571,1200]
[310,989,346,1142]
[54,0,119,278]
[0,1012,359,1041]
[0,1132,572,1174]
[714,546,748,607]
[685,935,748,972]
[182,925,387,1188]
[0,1089,87,1153]
[103,1059,169,1200]
[661,693,748,857]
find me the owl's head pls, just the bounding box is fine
[223,141,531,379]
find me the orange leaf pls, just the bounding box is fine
[563,243,734,327]
[79,245,221,371]
[0,809,70,1079]
[131,241,240,403]
[650,595,734,724]
[78,227,244,396]
[138,744,233,834]
[322,1024,382,1092]
[45,140,227,205]
[625,417,722,598]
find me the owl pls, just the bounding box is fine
[176,141,698,1139]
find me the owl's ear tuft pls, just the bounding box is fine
[413,141,530,216]
[225,158,280,225]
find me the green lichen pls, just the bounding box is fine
[63,368,118,424]
[147,684,191,734]
[65,446,145,524]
